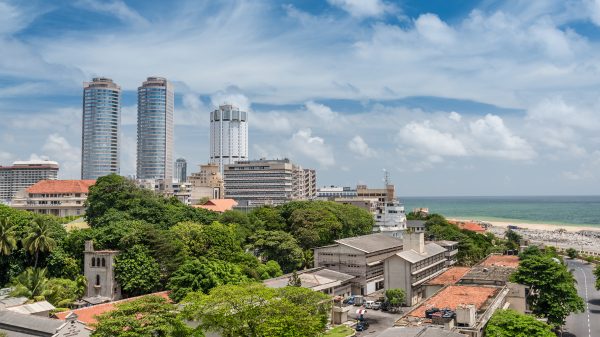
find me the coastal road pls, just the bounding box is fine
[564,259,600,337]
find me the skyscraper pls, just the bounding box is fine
[136,77,174,181]
[81,77,121,180]
[174,158,187,182]
[210,104,248,175]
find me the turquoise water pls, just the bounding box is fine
[401,196,600,227]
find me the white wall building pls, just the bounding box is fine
[0,160,59,202]
[210,104,248,175]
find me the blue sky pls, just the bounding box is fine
[2,0,600,196]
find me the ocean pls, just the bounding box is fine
[401,196,600,227]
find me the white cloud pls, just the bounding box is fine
[415,14,456,45]
[348,135,377,158]
[210,88,251,112]
[75,0,148,27]
[305,101,338,122]
[290,128,335,167]
[449,111,462,122]
[40,134,80,178]
[469,114,536,160]
[251,111,292,134]
[399,121,468,157]
[327,0,391,18]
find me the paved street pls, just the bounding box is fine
[347,305,403,337]
[564,259,600,337]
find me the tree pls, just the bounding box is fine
[170,221,243,262]
[181,283,330,337]
[22,217,57,267]
[10,267,49,300]
[385,288,405,310]
[288,271,302,287]
[0,217,17,255]
[46,247,80,279]
[248,230,304,273]
[485,309,555,337]
[114,245,161,297]
[510,255,584,326]
[75,275,87,298]
[45,278,79,307]
[505,230,522,250]
[92,295,196,337]
[566,248,579,259]
[255,260,283,280]
[167,258,247,302]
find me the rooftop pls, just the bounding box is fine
[193,198,238,213]
[426,267,471,286]
[449,220,485,233]
[407,220,426,228]
[0,296,27,308]
[396,243,447,263]
[480,254,520,268]
[377,326,467,337]
[26,180,95,194]
[263,267,355,290]
[435,240,459,247]
[5,300,55,315]
[335,233,403,254]
[407,285,500,318]
[0,310,63,334]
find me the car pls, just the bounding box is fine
[346,298,355,305]
[372,301,382,310]
[343,296,355,304]
[355,321,369,331]
[364,300,375,309]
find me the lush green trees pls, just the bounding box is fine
[45,247,80,279]
[248,230,304,273]
[505,230,522,250]
[10,267,49,300]
[22,217,57,267]
[594,264,600,290]
[0,217,17,255]
[92,295,196,337]
[114,245,161,297]
[485,309,555,337]
[510,254,584,326]
[45,278,79,307]
[385,288,405,309]
[566,248,579,259]
[167,258,248,302]
[181,283,331,337]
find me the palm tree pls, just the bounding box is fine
[10,267,49,300]
[0,217,17,256]
[22,217,57,268]
[75,275,88,298]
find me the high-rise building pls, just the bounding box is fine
[81,77,121,180]
[136,77,174,181]
[0,160,59,202]
[210,104,248,175]
[188,163,224,203]
[174,158,187,182]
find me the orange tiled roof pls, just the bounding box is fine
[426,267,471,286]
[480,255,520,268]
[408,285,499,318]
[193,198,237,213]
[54,291,170,327]
[27,180,95,194]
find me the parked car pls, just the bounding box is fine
[346,298,355,305]
[364,300,375,309]
[353,295,365,306]
[372,301,382,310]
[343,296,355,304]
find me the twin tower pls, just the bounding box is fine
[81,77,248,180]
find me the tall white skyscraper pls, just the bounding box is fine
[81,77,121,180]
[136,77,174,181]
[210,104,248,175]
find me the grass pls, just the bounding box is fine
[323,325,354,337]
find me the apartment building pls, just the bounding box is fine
[0,160,59,202]
[313,233,404,295]
[187,163,224,203]
[11,180,95,217]
[435,240,459,266]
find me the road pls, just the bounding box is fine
[564,259,600,337]
[347,305,402,336]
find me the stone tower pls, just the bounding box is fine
[83,241,121,301]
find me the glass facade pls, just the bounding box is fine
[81,78,121,180]
[136,77,174,180]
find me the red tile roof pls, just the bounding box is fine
[54,291,170,327]
[480,255,520,268]
[408,285,499,318]
[193,198,237,213]
[426,267,471,286]
[450,220,486,233]
[27,180,95,194]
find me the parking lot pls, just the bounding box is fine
[345,305,404,336]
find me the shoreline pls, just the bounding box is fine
[450,217,600,233]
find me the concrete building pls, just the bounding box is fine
[174,158,187,183]
[0,160,59,202]
[224,158,316,209]
[384,233,447,306]
[263,267,355,297]
[316,186,358,200]
[81,77,121,180]
[435,240,459,266]
[378,326,467,337]
[407,220,426,233]
[12,180,95,217]
[0,310,91,337]
[136,77,174,181]
[313,233,404,295]
[188,163,224,203]
[5,300,55,317]
[83,241,121,302]
[210,104,248,175]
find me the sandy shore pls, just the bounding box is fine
[451,218,600,232]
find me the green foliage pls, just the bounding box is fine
[594,264,600,290]
[248,230,304,273]
[566,248,579,259]
[45,278,79,307]
[485,309,555,337]
[46,247,80,279]
[181,283,331,337]
[0,217,17,255]
[22,217,58,267]
[92,295,197,337]
[288,271,302,287]
[114,245,161,297]
[167,258,248,302]
[510,254,584,326]
[256,260,283,280]
[170,221,243,262]
[385,288,405,307]
[505,230,522,250]
[10,267,49,300]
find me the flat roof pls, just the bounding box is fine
[0,310,63,334]
[480,255,520,268]
[335,233,403,254]
[407,220,426,227]
[407,285,500,318]
[378,326,468,337]
[263,267,355,290]
[396,243,447,263]
[426,267,471,286]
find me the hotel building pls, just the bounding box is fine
[0,160,59,202]
[210,104,248,175]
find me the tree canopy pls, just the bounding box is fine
[114,245,161,297]
[485,309,555,337]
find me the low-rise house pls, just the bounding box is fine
[11,180,95,217]
[5,300,55,317]
[263,267,355,297]
[314,233,404,295]
[193,198,237,213]
[0,310,90,337]
[384,233,447,306]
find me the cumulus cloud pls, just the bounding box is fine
[305,101,338,122]
[327,0,392,18]
[399,121,468,157]
[348,135,377,158]
[469,114,536,160]
[211,88,251,112]
[290,128,335,167]
[40,134,80,178]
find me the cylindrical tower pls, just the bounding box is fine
[209,104,248,175]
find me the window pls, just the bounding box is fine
[102,258,106,267]
[96,275,100,286]
[96,257,100,266]
[92,258,95,267]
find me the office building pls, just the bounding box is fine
[188,163,224,203]
[294,168,317,199]
[0,160,59,202]
[316,186,358,200]
[136,77,174,181]
[210,104,248,175]
[11,180,95,217]
[174,158,187,182]
[81,77,121,180]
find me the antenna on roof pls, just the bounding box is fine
[383,169,391,186]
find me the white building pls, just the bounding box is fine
[210,104,248,175]
[374,199,407,238]
[0,160,59,202]
[12,180,95,217]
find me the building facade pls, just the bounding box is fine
[11,180,95,217]
[0,160,59,202]
[174,158,187,182]
[136,77,174,181]
[188,163,224,203]
[210,104,248,175]
[83,241,121,301]
[81,77,121,180]
[316,186,358,200]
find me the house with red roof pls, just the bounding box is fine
[12,179,95,217]
[193,198,237,213]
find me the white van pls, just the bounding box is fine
[364,300,375,309]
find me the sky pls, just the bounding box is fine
[1,0,600,196]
